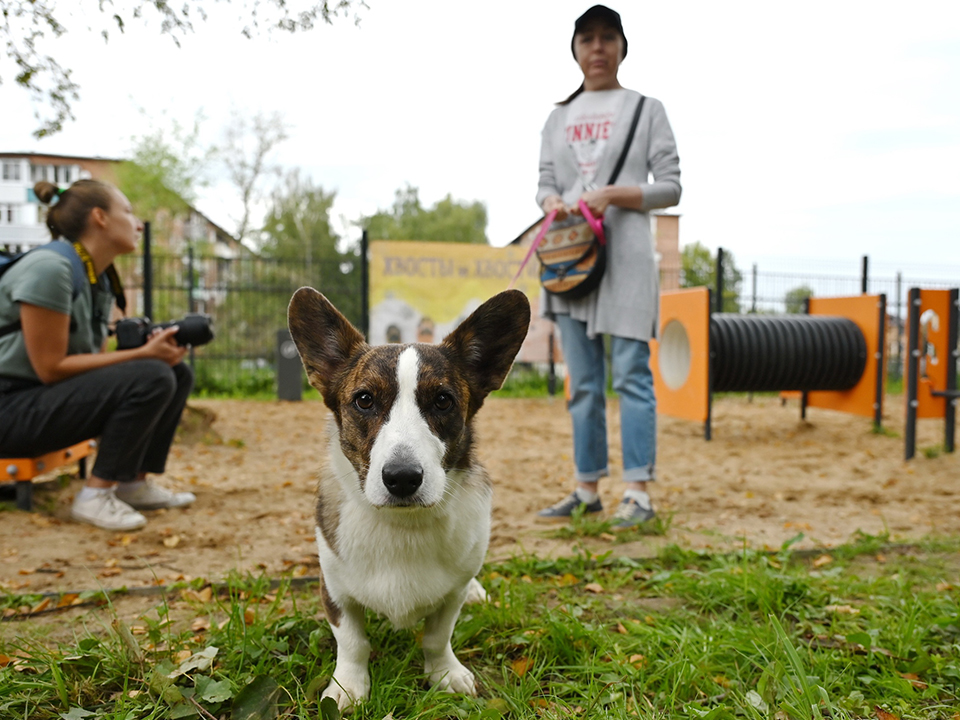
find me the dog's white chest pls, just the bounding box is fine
[317,486,490,628]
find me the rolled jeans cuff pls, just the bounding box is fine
[623,465,656,482]
[575,467,610,483]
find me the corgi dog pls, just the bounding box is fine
[287,287,530,711]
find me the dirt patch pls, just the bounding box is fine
[2,395,958,600]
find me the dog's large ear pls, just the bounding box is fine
[288,287,367,404]
[440,289,531,411]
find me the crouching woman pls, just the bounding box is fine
[0,179,195,531]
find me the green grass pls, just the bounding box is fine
[2,533,959,719]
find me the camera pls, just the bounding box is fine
[115,313,215,350]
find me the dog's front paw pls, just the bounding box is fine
[321,667,370,713]
[427,659,477,696]
[464,577,488,605]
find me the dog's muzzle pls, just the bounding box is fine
[382,458,423,501]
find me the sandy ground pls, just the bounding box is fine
[2,394,959,599]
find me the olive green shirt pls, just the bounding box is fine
[0,249,113,383]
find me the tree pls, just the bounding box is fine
[784,285,814,314]
[217,110,290,248]
[259,169,361,325]
[361,184,489,244]
[680,241,743,313]
[2,0,361,138]
[114,111,211,220]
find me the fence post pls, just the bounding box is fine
[861,255,869,294]
[715,247,725,313]
[895,271,902,380]
[361,228,369,341]
[142,221,153,320]
[187,245,196,369]
[751,262,757,313]
[547,330,557,396]
[276,329,303,401]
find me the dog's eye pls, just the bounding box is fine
[434,393,453,411]
[354,392,374,411]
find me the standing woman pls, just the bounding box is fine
[536,5,681,528]
[0,179,196,531]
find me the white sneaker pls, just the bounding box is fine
[71,488,148,531]
[115,480,196,510]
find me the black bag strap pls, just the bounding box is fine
[606,94,645,186]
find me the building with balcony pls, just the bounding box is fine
[0,151,243,259]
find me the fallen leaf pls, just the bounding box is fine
[30,598,52,614]
[599,532,616,542]
[174,649,192,664]
[17,568,35,575]
[56,594,80,609]
[936,582,953,592]
[824,605,860,615]
[875,707,900,720]
[615,622,628,635]
[813,554,833,568]
[584,583,604,594]
[98,568,122,578]
[557,573,579,586]
[0,654,10,667]
[162,535,181,548]
[104,558,119,568]
[629,654,646,668]
[512,656,534,677]
[243,608,256,626]
[191,617,211,632]
[899,672,928,689]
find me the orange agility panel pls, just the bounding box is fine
[806,294,886,420]
[651,287,710,423]
[909,290,954,419]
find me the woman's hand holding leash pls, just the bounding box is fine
[541,195,569,222]
[573,187,612,217]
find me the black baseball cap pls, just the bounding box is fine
[571,5,628,59]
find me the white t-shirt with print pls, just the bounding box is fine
[564,88,627,189]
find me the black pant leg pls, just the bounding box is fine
[0,360,179,482]
[139,362,193,474]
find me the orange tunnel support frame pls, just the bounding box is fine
[651,290,887,439]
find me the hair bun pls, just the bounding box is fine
[34,181,60,205]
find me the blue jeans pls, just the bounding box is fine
[555,315,656,483]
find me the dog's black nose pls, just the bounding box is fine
[382,460,423,498]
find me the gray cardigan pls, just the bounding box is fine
[536,89,681,341]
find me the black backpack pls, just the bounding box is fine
[0,241,88,339]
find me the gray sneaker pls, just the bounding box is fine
[115,481,196,510]
[610,497,656,529]
[537,491,603,519]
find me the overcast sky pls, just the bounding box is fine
[3,0,959,280]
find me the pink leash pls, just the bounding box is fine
[507,209,556,290]
[507,201,604,290]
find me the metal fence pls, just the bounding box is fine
[672,252,959,382]
[114,250,363,394]
[112,247,956,394]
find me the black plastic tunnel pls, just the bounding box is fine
[709,314,867,393]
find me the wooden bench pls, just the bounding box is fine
[1,439,97,511]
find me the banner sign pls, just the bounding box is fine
[369,240,557,363]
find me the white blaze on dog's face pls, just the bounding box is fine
[364,347,446,507]
[287,288,532,509]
